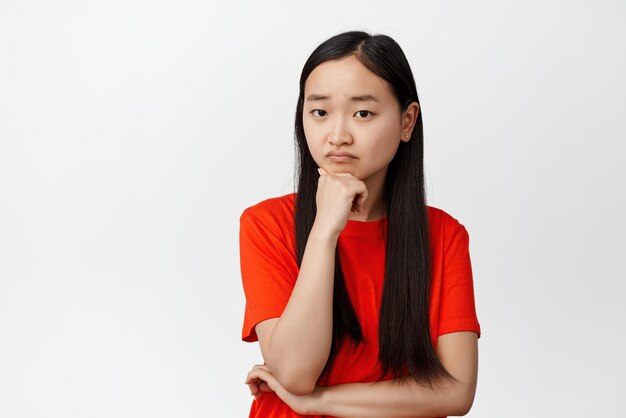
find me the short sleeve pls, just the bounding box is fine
[239,210,299,342]
[437,225,481,338]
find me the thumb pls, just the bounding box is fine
[354,187,369,212]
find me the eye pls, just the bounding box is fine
[354,110,373,119]
[310,109,328,118]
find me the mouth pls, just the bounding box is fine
[326,151,356,162]
[327,155,356,163]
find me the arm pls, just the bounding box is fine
[253,170,368,396]
[255,222,339,395]
[309,331,479,417]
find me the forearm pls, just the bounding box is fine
[266,221,338,393]
[310,376,474,418]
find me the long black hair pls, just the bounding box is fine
[293,31,455,387]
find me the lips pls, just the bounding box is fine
[326,151,356,158]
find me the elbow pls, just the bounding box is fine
[448,389,475,416]
[450,403,472,417]
[265,360,319,395]
[262,340,326,395]
[282,379,317,396]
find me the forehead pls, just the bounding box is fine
[304,55,395,101]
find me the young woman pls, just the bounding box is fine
[240,30,481,418]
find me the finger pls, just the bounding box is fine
[346,183,368,214]
[351,199,360,213]
[246,363,269,379]
[247,381,258,396]
[249,383,261,400]
[258,381,273,392]
[245,364,272,386]
[246,372,268,400]
[253,365,272,375]
[318,167,328,176]
[245,369,264,385]
[354,191,368,212]
[245,369,262,384]
[248,368,278,392]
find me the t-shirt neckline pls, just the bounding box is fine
[340,216,387,239]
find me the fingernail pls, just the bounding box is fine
[317,168,322,175]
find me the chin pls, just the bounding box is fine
[332,168,356,176]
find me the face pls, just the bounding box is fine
[302,54,418,182]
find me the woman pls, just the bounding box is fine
[240,30,481,417]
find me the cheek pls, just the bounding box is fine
[303,120,323,155]
[366,119,402,157]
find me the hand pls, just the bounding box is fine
[314,167,368,236]
[244,364,321,415]
[245,364,275,399]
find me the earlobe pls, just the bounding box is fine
[402,102,419,139]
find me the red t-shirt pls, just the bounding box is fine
[239,193,480,418]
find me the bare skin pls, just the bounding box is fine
[244,55,478,415]
[250,55,420,395]
[252,166,372,395]
[245,331,478,417]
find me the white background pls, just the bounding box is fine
[1,1,625,417]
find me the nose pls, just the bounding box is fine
[328,117,353,146]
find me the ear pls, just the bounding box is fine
[401,102,420,142]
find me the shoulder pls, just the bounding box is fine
[240,192,296,223]
[239,193,296,243]
[426,204,470,244]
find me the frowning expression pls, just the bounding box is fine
[302,54,417,182]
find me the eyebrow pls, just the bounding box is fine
[305,94,379,103]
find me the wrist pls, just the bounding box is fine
[305,386,330,416]
[310,221,340,243]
